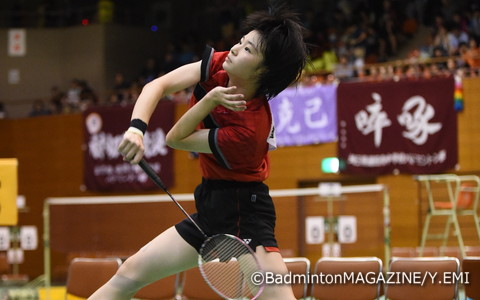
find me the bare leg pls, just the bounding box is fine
[255,246,297,300]
[88,226,198,300]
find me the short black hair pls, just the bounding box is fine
[241,3,308,99]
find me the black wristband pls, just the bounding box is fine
[130,119,147,135]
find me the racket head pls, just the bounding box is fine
[198,234,265,300]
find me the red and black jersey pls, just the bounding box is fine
[189,46,275,182]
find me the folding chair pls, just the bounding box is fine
[391,247,415,258]
[310,257,382,300]
[284,257,310,299]
[442,247,462,260]
[134,273,182,300]
[415,246,439,257]
[65,257,121,299]
[462,256,480,300]
[385,257,460,300]
[416,174,480,258]
[465,246,480,256]
[455,175,480,241]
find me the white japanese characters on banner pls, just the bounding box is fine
[338,77,457,174]
[270,84,337,147]
[83,102,174,191]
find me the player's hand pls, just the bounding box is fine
[207,86,246,111]
[118,130,144,164]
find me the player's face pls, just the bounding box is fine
[223,30,264,81]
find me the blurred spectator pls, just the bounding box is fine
[451,10,469,33]
[177,39,198,65]
[107,93,121,106]
[19,0,480,112]
[431,46,449,69]
[158,43,180,75]
[463,38,480,68]
[456,41,469,66]
[352,47,366,75]
[78,80,98,111]
[419,33,436,60]
[304,43,338,74]
[139,58,160,84]
[378,65,391,81]
[29,99,52,117]
[321,45,338,73]
[48,85,66,114]
[470,8,480,40]
[402,1,419,37]
[433,25,450,53]
[158,52,177,76]
[346,22,368,55]
[65,79,82,112]
[333,55,354,80]
[377,0,400,57]
[446,24,469,55]
[432,14,446,35]
[439,0,461,22]
[0,102,7,119]
[404,64,420,79]
[446,57,458,73]
[112,72,130,103]
[128,80,142,103]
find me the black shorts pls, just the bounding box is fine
[175,178,278,253]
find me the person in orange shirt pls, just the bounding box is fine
[463,38,480,68]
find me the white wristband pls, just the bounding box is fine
[127,126,144,138]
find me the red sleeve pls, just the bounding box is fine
[198,45,228,84]
[208,51,228,79]
[190,47,228,107]
[208,111,268,171]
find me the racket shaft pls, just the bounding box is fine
[139,159,207,237]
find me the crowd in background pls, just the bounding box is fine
[1,0,479,117]
[305,0,480,83]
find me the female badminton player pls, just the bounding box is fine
[89,3,308,300]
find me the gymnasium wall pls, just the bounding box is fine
[0,24,166,118]
[0,77,479,281]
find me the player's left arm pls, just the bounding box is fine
[166,86,246,153]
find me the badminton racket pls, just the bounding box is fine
[138,158,265,299]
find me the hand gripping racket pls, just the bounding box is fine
[138,159,265,299]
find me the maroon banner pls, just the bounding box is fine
[83,101,175,191]
[337,77,457,175]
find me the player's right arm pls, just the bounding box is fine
[118,61,201,164]
[131,61,201,123]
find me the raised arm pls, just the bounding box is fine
[118,61,201,164]
[165,86,246,153]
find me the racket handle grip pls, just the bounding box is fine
[138,159,168,191]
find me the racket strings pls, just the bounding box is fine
[202,235,249,262]
[200,235,262,299]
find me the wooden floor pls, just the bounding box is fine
[36,286,470,300]
[0,285,469,299]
